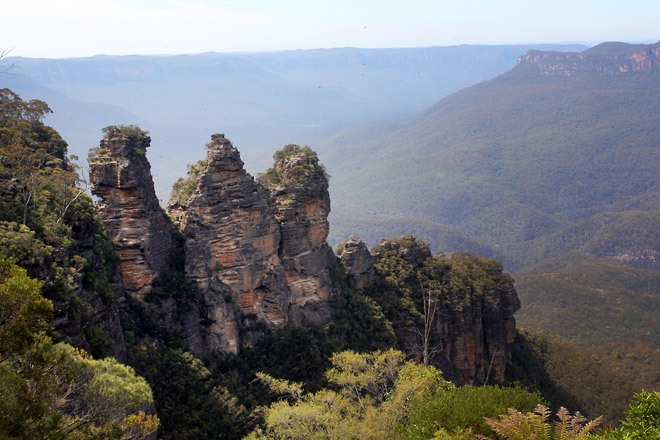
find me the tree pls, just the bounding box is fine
[415,257,451,366]
[0,49,18,75]
[50,159,87,224]
[247,349,453,440]
[0,256,159,439]
[0,144,55,224]
[0,256,50,354]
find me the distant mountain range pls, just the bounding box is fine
[1,44,584,199]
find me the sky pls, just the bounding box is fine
[2,0,659,59]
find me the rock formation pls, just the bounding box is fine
[88,128,521,385]
[168,136,335,353]
[338,236,375,289]
[89,127,176,298]
[267,145,335,325]
[370,236,519,385]
[518,41,660,76]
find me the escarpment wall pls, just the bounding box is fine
[518,41,660,76]
[363,237,519,385]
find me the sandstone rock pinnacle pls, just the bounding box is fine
[89,126,176,298]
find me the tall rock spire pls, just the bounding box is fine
[168,136,337,353]
[266,144,335,324]
[89,126,176,298]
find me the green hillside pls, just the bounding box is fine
[515,253,660,391]
[320,43,660,252]
[503,209,660,271]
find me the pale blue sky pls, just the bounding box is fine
[2,0,659,58]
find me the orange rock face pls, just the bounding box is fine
[89,129,175,298]
[270,147,335,312]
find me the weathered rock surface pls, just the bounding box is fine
[170,136,336,353]
[89,128,176,298]
[519,41,660,76]
[268,146,335,325]
[338,236,375,289]
[372,237,519,385]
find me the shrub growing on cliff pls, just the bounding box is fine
[170,159,209,205]
[102,124,149,140]
[257,143,329,190]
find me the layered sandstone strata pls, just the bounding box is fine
[89,127,175,298]
[267,145,335,325]
[169,136,336,352]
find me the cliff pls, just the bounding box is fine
[518,41,660,76]
[89,126,176,298]
[338,236,375,289]
[266,145,335,325]
[364,237,519,385]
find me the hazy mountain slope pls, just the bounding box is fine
[6,44,583,199]
[1,73,146,152]
[319,42,660,254]
[514,253,660,390]
[316,42,660,392]
[516,253,660,346]
[327,209,495,257]
[503,209,660,271]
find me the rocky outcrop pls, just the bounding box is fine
[518,41,660,76]
[372,236,519,385]
[268,145,335,325]
[338,237,375,289]
[87,128,520,386]
[89,127,176,299]
[169,136,335,353]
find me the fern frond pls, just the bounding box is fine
[576,415,602,437]
[533,405,552,439]
[555,407,571,440]
[484,405,602,440]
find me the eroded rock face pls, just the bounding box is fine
[338,236,375,289]
[169,137,338,353]
[373,237,520,385]
[268,146,335,325]
[174,134,288,353]
[89,128,176,298]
